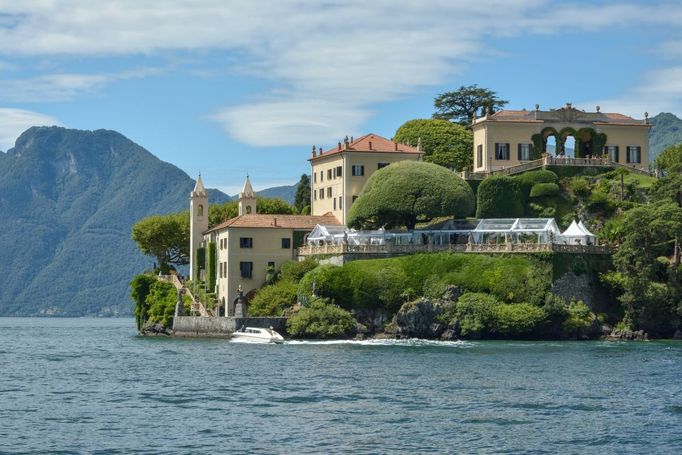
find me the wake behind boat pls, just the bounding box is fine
[232,326,284,344]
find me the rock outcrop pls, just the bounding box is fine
[387,286,460,339]
[604,328,648,341]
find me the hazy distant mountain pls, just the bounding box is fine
[256,184,297,204]
[0,127,228,316]
[649,112,682,163]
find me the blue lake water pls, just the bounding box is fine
[0,318,681,454]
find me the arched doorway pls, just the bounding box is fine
[546,136,557,156]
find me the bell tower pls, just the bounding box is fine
[190,174,208,280]
[238,176,256,215]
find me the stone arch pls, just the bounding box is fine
[198,204,204,216]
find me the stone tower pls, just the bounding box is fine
[190,174,208,280]
[238,176,256,215]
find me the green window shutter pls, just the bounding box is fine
[517,144,522,160]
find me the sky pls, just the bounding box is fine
[1,0,681,195]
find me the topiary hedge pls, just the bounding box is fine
[515,170,558,199]
[475,175,524,218]
[530,182,560,198]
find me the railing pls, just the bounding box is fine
[298,242,611,257]
[462,155,654,180]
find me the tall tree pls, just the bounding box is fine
[394,119,473,171]
[131,212,190,271]
[347,161,475,230]
[433,85,508,126]
[294,174,311,212]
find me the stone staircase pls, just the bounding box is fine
[159,274,213,317]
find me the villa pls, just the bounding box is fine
[472,103,650,174]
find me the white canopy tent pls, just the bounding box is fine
[578,220,597,245]
[561,220,597,245]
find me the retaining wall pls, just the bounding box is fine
[172,316,288,338]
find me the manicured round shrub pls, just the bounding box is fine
[514,170,558,198]
[475,176,524,218]
[347,160,475,230]
[529,182,560,198]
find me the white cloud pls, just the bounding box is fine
[579,66,682,118]
[0,108,62,151]
[0,67,162,102]
[1,1,681,144]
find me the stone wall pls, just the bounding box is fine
[172,316,288,338]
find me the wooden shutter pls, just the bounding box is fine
[506,143,510,160]
[614,146,619,163]
[636,147,641,164]
[494,143,499,160]
[626,147,631,163]
[517,144,522,160]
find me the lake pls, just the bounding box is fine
[0,318,681,454]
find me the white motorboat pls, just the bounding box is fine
[232,327,284,344]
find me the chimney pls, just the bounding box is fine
[368,141,372,150]
[338,141,342,151]
[312,145,317,158]
[273,217,278,227]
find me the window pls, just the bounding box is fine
[377,162,389,169]
[338,196,343,210]
[477,144,483,168]
[239,237,253,248]
[313,191,317,200]
[319,188,324,199]
[605,145,619,162]
[198,204,204,216]
[333,198,336,210]
[327,187,332,198]
[518,143,532,161]
[313,173,317,183]
[239,261,253,279]
[267,261,275,271]
[320,171,324,182]
[352,165,364,176]
[281,238,291,249]
[626,146,641,164]
[327,169,332,180]
[495,143,510,160]
[336,166,342,177]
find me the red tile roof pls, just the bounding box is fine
[482,108,646,125]
[310,133,423,161]
[206,212,340,233]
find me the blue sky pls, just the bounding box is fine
[1,0,681,194]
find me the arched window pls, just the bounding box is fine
[246,205,252,214]
[198,204,204,216]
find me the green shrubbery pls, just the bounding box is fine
[476,176,524,218]
[287,300,356,339]
[515,170,558,199]
[347,160,475,230]
[530,182,560,199]
[130,274,189,329]
[248,279,298,317]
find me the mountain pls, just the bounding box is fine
[0,127,228,316]
[649,112,682,163]
[256,184,297,204]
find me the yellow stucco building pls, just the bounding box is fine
[472,104,650,173]
[192,177,339,316]
[309,133,423,224]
